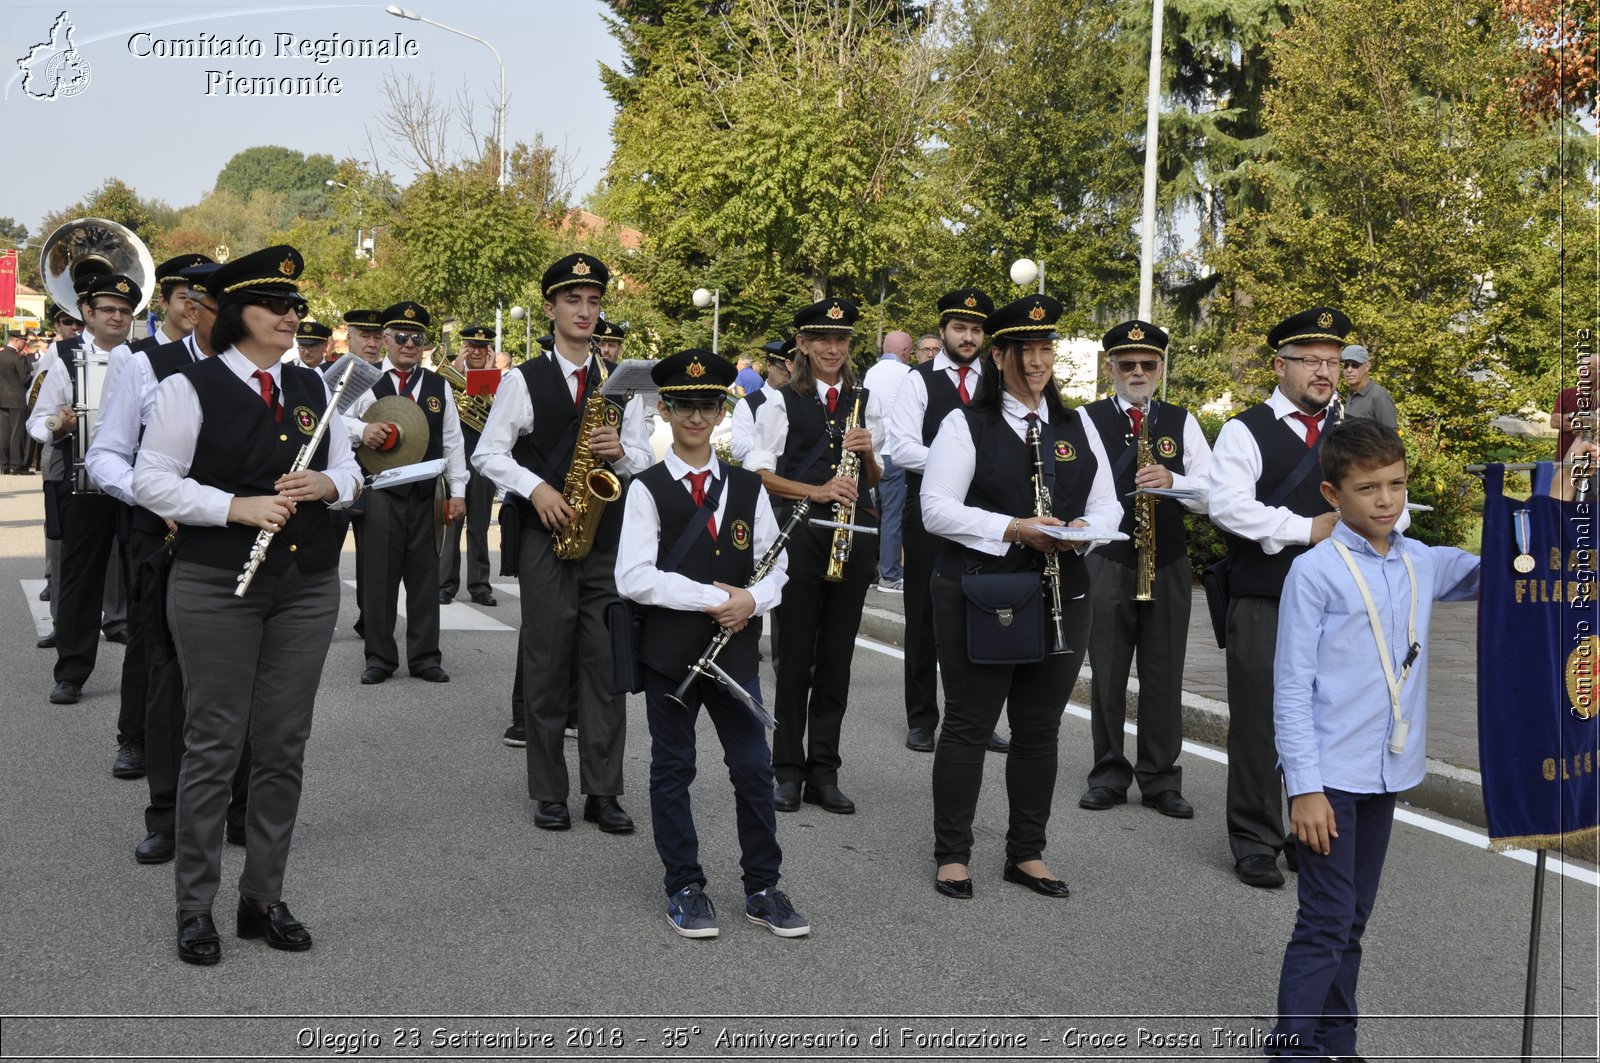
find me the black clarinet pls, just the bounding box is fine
[1026,421,1072,656]
[665,498,813,727]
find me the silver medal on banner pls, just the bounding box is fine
[1512,508,1535,573]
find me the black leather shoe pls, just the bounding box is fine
[773,781,802,812]
[934,875,974,899]
[38,584,51,602]
[438,592,454,605]
[987,731,1010,753]
[412,666,450,683]
[103,628,129,644]
[1003,860,1071,898]
[534,801,571,830]
[1236,853,1286,889]
[225,822,246,846]
[470,591,498,607]
[1141,790,1194,819]
[583,795,635,833]
[135,831,175,864]
[905,727,935,752]
[803,782,856,814]
[112,741,145,779]
[1078,786,1127,811]
[359,667,390,685]
[36,630,56,648]
[49,681,80,704]
[177,912,221,966]
[353,620,364,638]
[236,898,312,951]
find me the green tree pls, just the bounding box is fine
[214,146,337,216]
[0,217,28,247]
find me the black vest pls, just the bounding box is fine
[1223,402,1334,598]
[44,338,85,485]
[369,367,446,463]
[742,389,768,417]
[635,461,763,681]
[1082,398,1190,568]
[935,405,1094,599]
[903,360,972,490]
[129,333,162,355]
[147,339,199,382]
[173,358,338,575]
[508,354,624,551]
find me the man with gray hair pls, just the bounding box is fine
[1339,344,1397,427]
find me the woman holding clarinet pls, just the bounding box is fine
[134,245,363,965]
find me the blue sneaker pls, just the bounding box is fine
[666,885,718,939]
[744,887,811,937]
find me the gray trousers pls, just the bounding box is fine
[360,482,442,675]
[1084,552,1190,797]
[1224,594,1286,863]
[169,560,339,911]
[517,523,625,801]
[439,469,493,599]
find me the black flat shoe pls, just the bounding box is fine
[236,899,312,951]
[773,781,802,813]
[987,731,1010,754]
[1141,790,1194,819]
[359,667,390,685]
[470,592,498,607]
[1003,861,1070,898]
[135,831,175,864]
[934,876,974,899]
[803,782,855,814]
[48,680,79,704]
[1236,853,1285,889]
[438,593,454,605]
[177,912,221,966]
[905,727,935,753]
[1078,786,1127,811]
[534,801,571,830]
[412,666,450,683]
[112,741,145,779]
[36,631,56,648]
[225,822,246,846]
[583,795,634,833]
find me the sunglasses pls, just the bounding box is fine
[247,295,309,318]
[391,331,426,347]
[1113,359,1161,373]
[664,397,726,417]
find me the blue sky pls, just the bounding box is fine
[2,0,623,234]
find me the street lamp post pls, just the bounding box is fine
[325,178,369,259]
[692,287,720,355]
[1009,258,1045,295]
[510,305,532,360]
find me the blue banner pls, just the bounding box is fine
[1477,464,1600,850]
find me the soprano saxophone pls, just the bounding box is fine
[1025,419,1072,656]
[1132,397,1157,602]
[823,388,865,583]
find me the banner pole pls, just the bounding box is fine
[1519,848,1549,1062]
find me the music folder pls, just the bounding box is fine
[368,458,446,491]
[466,369,501,397]
[600,359,659,403]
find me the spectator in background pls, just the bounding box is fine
[915,334,941,364]
[1,330,30,474]
[1551,349,1599,459]
[1339,345,1396,428]
[734,352,765,397]
[765,343,792,390]
[863,329,913,592]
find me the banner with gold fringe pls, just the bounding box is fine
[1477,464,1600,851]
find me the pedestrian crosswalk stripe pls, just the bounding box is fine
[21,580,50,637]
[342,581,514,632]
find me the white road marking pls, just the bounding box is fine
[342,580,513,632]
[22,579,50,637]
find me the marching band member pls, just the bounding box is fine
[615,349,809,939]
[920,294,1120,899]
[593,317,625,363]
[343,309,386,366]
[439,324,498,607]
[1077,321,1211,820]
[293,321,333,370]
[132,245,362,965]
[342,302,468,685]
[129,254,213,354]
[746,298,879,815]
[473,254,653,833]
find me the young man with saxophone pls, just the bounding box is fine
[746,298,879,815]
[1077,321,1211,820]
[473,253,653,833]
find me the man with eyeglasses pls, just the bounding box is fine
[1208,306,1407,889]
[334,309,387,637]
[914,334,941,364]
[293,321,333,370]
[1338,344,1397,428]
[130,254,213,355]
[439,324,498,608]
[1077,321,1211,822]
[343,302,468,686]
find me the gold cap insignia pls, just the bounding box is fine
[1028,304,1045,321]
[1317,311,1334,328]
[278,256,296,277]
[963,295,977,308]
[300,322,312,334]
[572,259,591,277]
[404,307,417,319]
[1127,325,1145,341]
[687,359,705,378]
[826,304,844,320]
[114,279,130,293]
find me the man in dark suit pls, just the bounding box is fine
[0,330,30,473]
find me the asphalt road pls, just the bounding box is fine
[1,537,1596,1061]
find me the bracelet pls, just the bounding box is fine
[1009,516,1022,542]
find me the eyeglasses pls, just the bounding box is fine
[89,303,131,317]
[1279,355,1340,372]
[1113,359,1161,374]
[247,295,309,318]
[664,397,725,417]
[390,331,425,347]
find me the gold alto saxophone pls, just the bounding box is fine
[552,354,623,561]
[435,361,493,433]
[1025,419,1072,655]
[824,388,865,582]
[1132,397,1157,602]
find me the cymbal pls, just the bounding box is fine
[358,395,430,474]
[433,473,449,555]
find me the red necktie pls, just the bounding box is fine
[573,366,588,411]
[686,470,717,538]
[251,370,281,422]
[956,366,971,404]
[393,368,412,399]
[1291,410,1325,448]
[825,385,838,414]
[1128,406,1143,436]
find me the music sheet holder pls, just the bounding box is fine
[600,359,659,404]
[369,458,446,491]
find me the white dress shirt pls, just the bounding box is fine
[341,356,469,497]
[886,353,984,471]
[134,348,363,525]
[471,351,654,500]
[862,355,912,465]
[1103,395,1214,513]
[614,450,788,615]
[745,377,881,475]
[25,334,127,445]
[729,394,759,464]
[921,393,1123,555]
[85,333,205,505]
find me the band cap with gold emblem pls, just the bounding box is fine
[541,253,610,298]
[653,348,737,395]
[793,297,859,334]
[1102,319,1169,357]
[154,253,215,288]
[459,324,496,344]
[594,318,625,341]
[1267,306,1352,350]
[178,261,219,296]
[382,301,430,331]
[77,272,143,308]
[206,245,304,301]
[343,308,384,329]
[937,287,994,323]
[986,293,1063,341]
[296,320,333,344]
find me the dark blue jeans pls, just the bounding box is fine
[1269,788,1397,1058]
[876,456,905,583]
[644,666,782,897]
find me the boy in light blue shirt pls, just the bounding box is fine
[1268,417,1479,1058]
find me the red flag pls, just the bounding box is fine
[0,250,16,317]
